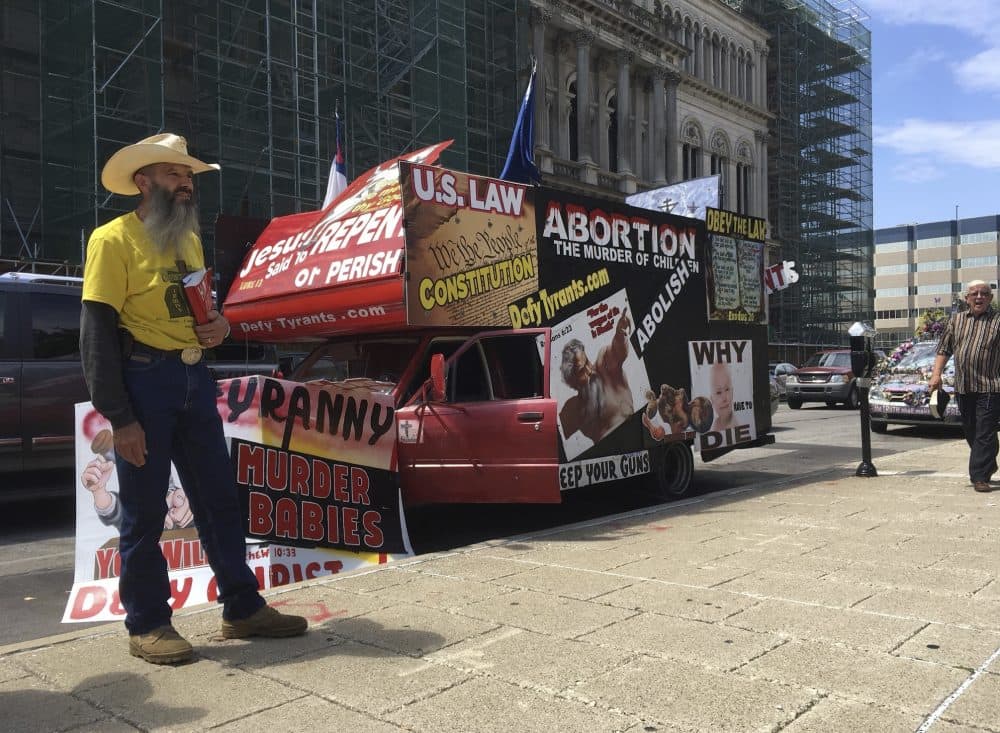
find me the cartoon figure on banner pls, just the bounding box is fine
[549,289,651,460]
[688,339,756,450]
[642,384,698,441]
[81,428,194,531]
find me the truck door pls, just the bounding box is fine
[396,329,560,504]
[0,289,21,472]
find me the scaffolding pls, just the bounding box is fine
[1,0,522,265]
[728,0,873,346]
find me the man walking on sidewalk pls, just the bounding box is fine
[80,133,307,664]
[929,279,1000,493]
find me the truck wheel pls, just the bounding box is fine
[787,398,802,409]
[870,419,888,434]
[647,442,694,498]
[845,387,859,409]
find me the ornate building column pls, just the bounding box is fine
[758,44,769,110]
[664,70,680,183]
[554,36,570,159]
[755,129,769,219]
[652,66,667,185]
[531,7,551,151]
[575,30,595,165]
[694,29,703,78]
[721,45,729,92]
[616,50,633,176]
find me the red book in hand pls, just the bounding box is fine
[182,268,214,325]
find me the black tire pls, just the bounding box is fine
[844,387,859,409]
[647,442,694,498]
[787,398,802,409]
[870,419,888,434]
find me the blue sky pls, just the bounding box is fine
[866,0,1000,229]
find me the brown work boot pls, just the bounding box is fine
[221,605,308,639]
[129,625,193,664]
[973,481,991,493]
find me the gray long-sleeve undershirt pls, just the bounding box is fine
[80,300,137,429]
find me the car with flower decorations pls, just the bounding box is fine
[868,339,960,433]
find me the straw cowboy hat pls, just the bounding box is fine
[101,133,220,196]
[929,388,951,420]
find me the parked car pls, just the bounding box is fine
[785,348,885,410]
[768,361,796,400]
[0,271,278,482]
[0,272,90,476]
[868,340,960,433]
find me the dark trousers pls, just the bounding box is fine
[956,392,1000,484]
[115,353,264,635]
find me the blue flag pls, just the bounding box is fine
[499,61,541,184]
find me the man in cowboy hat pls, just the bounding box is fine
[929,279,1000,493]
[80,133,306,664]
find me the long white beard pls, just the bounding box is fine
[144,185,200,256]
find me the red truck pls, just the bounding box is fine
[222,146,774,508]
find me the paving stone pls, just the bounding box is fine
[261,640,470,716]
[329,601,499,656]
[725,597,926,652]
[779,696,923,732]
[575,653,817,732]
[1,675,108,732]
[579,611,784,672]
[716,571,876,607]
[594,579,760,622]
[407,552,530,582]
[490,563,637,601]
[456,588,636,638]
[856,588,1000,633]
[73,662,305,731]
[213,694,409,732]
[385,675,640,733]
[361,569,514,609]
[938,671,1000,730]
[892,624,1000,670]
[740,639,968,713]
[497,544,652,572]
[824,561,992,595]
[426,627,632,692]
[611,555,752,587]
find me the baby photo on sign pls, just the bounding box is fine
[545,289,650,460]
[688,339,756,451]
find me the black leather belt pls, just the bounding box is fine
[129,341,204,365]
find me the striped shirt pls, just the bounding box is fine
[937,307,1000,393]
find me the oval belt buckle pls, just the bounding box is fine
[181,347,203,365]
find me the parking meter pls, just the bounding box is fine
[848,321,877,477]
[849,322,876,380]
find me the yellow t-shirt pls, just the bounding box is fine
[83,212,205,350]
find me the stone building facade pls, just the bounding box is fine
[528,0,771,221]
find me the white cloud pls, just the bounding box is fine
[953,47,1000,93]
[883,47,948,80]
[876,119,1000,170]
[864,0,1000,38]
[889,161,941,183]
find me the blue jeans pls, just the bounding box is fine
[115,351,264,635]
[956,392,1000,484]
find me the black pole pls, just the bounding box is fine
[855,379,877,477]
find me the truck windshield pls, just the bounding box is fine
[803,352,851,368]
[294,337,420,385]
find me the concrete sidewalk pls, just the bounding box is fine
[3,439,999,733]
